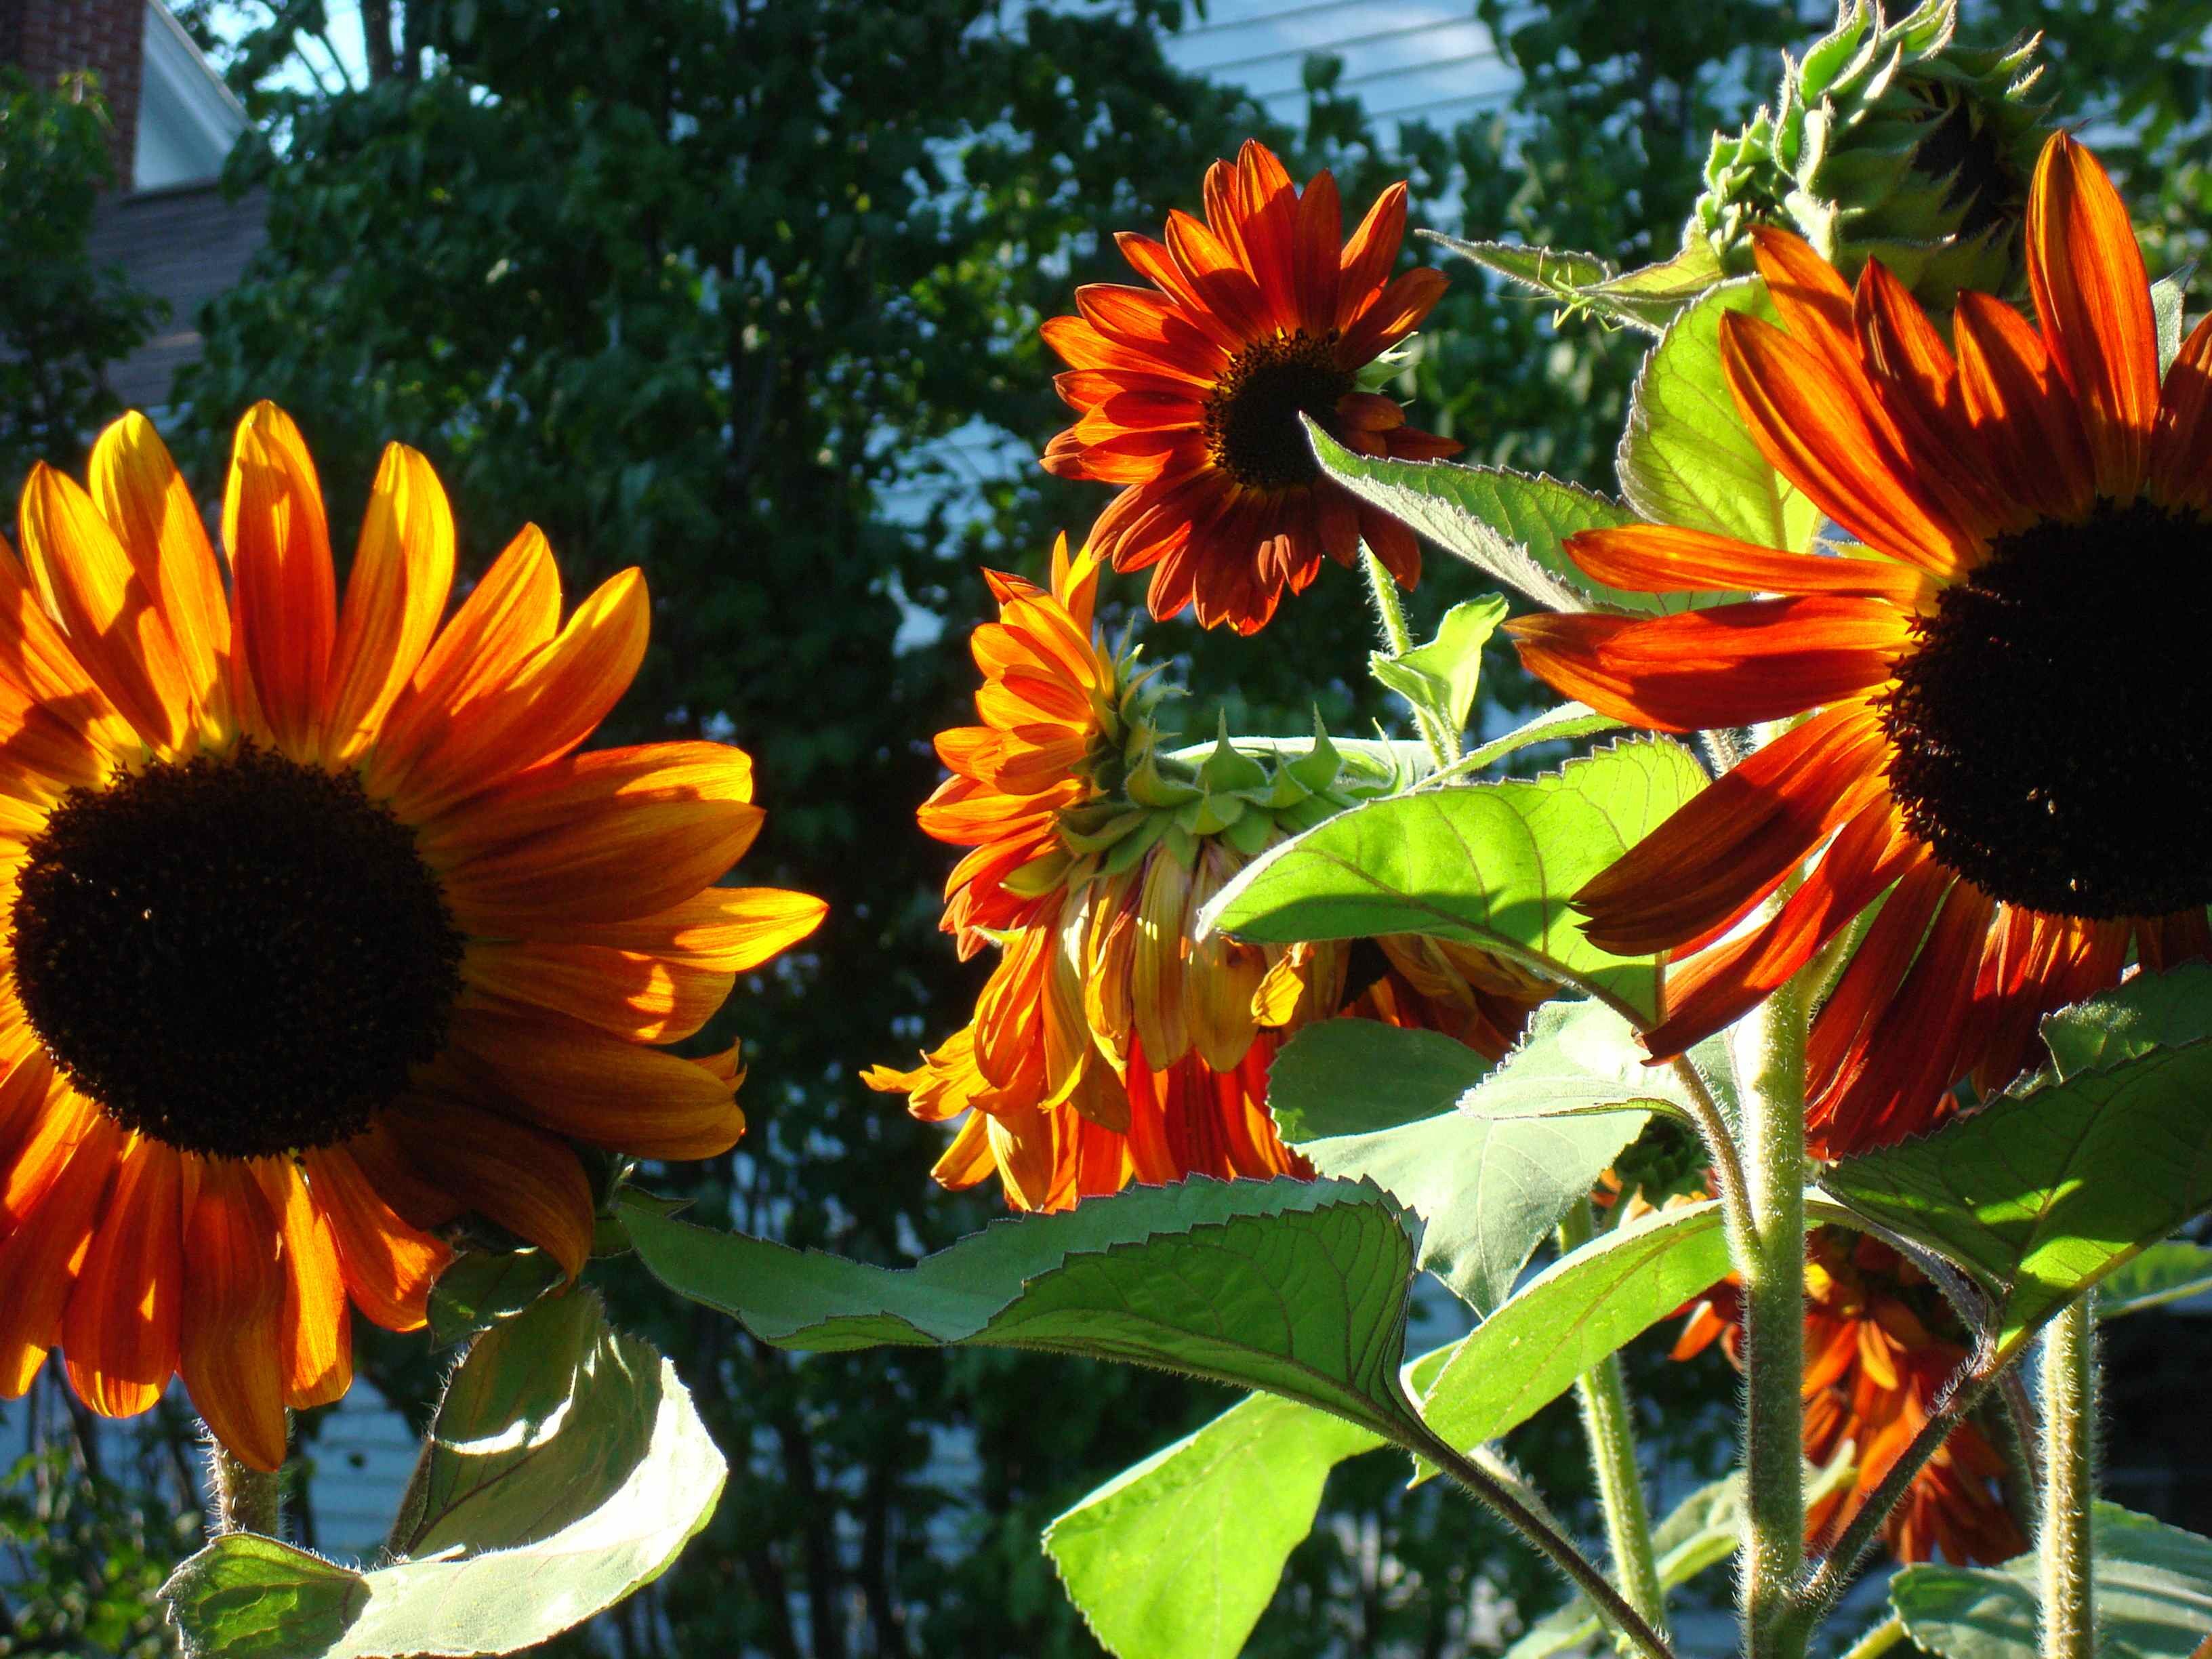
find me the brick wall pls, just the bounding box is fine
[0,0,145,180]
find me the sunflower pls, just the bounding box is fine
[1674,1230,2027,1568]
[0,405,825,1470]
[867,548,1545,1208]
[1040,140,1459,635]
[1509,133,2211,1156]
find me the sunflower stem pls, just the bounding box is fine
[1732,951,1810,1659]
[2037,1294,2099,1659]
[1408,1421,1679,1659]
[1559,1199,1669,1641]
[207,1437,281,1538]
[1361,545,1461,768]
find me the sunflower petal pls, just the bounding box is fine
[382,1101,595,1279]
[179,1160,289,1471]
[87,412,233,739]
[447,1004,747,1160]
[2026,134,2158,497]
[251,1160,352,1409]
[222,402,337,760]
[434,741,764,929]
[323,444,457,764]
[62,1132,184,1417]
[18,462,199,756]
[0,1117,122,1397]
[303,1142,449,1332]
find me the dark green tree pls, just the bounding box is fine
[0,69,163,510]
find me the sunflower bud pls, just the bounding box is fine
[1688,0,2054,307]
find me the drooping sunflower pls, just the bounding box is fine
[867,545,1546,1209]
[1674,1230,2027,1568]
[1040,140,1458,635]
[0,406,825,1469]
[1511,133,2211,1156]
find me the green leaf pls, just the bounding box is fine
[1043,1393,1380,1659]
[2036,960,2212,1076]
[1425,233,1725,333]
[1267,1020,1493,1143]
[425,1248,566,1347]
[2153,272,2188,375]
[1415,1200,1732,1476]
[1304,419,1641,613]
[1823,983,2212,1357]
[2097,1240,2212,1318]
[1891,1504,2212,1659]
[1616,277,1823,555]
[1370,594,1510,739]
[621,1178,1425,1438]
[1201,738,1708,1023]
[1290,1001,1715,1315]
[160,1291,726,1659]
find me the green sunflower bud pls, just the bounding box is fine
[1689,0,2054,307]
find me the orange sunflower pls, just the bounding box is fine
[1041,140,1459,635]
[0,405,824,1469]
[867,543,1545,1208]
[1675,1231,2027,1568]
[1510,133,2211,1156]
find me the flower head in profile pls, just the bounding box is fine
[1512,134,2211,1156]
[0,406,825,1469]
[1675,1230,2026,1568]
[1041,140,1458,635]
[867,552,1546,1209]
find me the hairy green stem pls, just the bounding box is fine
[1411,1422,1679,1659]
[1733,959,1810,1659]
[2038,1296,2099,1659]
[1559,1200,1670,1639]
[207,1438,281,1538]
[1361,546,1461,766]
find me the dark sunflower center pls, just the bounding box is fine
[1906,79,2025,242]
[1880,497,2212,920]
[9,743,465,1159]
[1204,331,1355,492]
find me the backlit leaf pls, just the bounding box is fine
[1201,738,1708,1023]
[161,1291,724,1659]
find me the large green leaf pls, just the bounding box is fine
[1289,1001,1715,1315]
[1417,1200,1732,1473]
[1616,277,1823,555]
[1043,1393,1380,1659]
[1823,972,2212,1358]
[1305,419,1643,613]
[621,1178,1423,1437]
[160,1291,725,1659]
[2036,960,2212,1076]
[1267,1019,1494,1143]
[1371,594,1510,740]
[1201,738,1708,1023]
[1891,1504,2212,1659]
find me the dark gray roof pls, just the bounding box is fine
[84,179,267,412]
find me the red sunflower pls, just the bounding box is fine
[1510,134,2211,1156]
[1042,140,1459,634]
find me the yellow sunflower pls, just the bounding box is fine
[0,405,824,1469]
